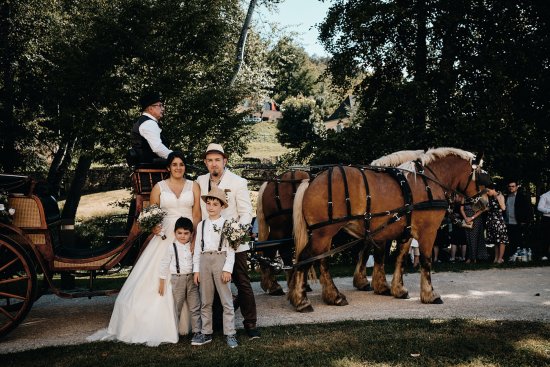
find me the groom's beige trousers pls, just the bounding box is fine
[198,252,236,336]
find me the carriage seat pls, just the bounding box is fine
[0,174,33,195]
[38,194,61,225]
[131,167,168,195]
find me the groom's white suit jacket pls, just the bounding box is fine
[196,169,253,252]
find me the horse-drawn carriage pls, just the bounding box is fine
[1,147,490,338]
[0,167,168,338]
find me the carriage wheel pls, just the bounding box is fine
[0,238,37,338]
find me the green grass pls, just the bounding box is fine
[3,319,549,366]
[244,121,288,160]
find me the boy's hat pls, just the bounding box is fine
[202,143,228,159]
[201,187,228,208]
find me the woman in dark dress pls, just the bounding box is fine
[485,183,509,263]
[461,198,488,263]
[449,196,467,262]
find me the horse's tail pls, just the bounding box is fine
[256,182,269,241]
[293,179,310,261]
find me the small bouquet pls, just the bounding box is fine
[0,191,16,224]
[215,218,251,250]
[138,204,167,240]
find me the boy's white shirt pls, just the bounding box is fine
[195,170,253,252]
[159,240,193,279]
[192,216,235,274]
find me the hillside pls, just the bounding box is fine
[244,121,288,161]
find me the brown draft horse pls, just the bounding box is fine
[289,148,488,312]
[256,150,425,296]
[256,170,310,295]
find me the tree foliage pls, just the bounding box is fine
[0,0,268,220]
[267,36,319,104]
[314,0,550,189]
[276,96,325,149]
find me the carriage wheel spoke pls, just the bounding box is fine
[0,306,16,320]
[0,258,19,273]
[0,292,26,300]
[0,276,30,285]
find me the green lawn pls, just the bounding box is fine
[3,319,549,367]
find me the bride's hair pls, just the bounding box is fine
[166,151,186,168]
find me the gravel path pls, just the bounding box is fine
[1,267,549,354]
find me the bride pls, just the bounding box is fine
[88,151,201,346]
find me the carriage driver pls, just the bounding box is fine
[130,90,173,165]
[196,143,260,339]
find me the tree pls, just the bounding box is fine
[315,0,550,189]
[267,36,318,103]
[277,96,325,151]
[0,0,61,173]
[1,0,271,222]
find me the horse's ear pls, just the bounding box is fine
[473,151,484,168]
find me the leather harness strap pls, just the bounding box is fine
[172,243,180,274]
[295,162,450,267]
[200,220,225,252]
[264,171,310,222]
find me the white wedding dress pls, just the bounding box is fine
[88,179,194,346]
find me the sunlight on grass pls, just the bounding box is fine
[512,337,550,359]
[331,356,394,367]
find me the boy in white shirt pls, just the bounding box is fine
[192,187,238,348]
[158,217,201,342]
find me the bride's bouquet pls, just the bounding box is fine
[215,218,251,250]
[138,204,167,240]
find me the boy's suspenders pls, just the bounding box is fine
[200,220,226,252]
[172,243,180,274]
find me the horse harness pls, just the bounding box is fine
[264,171,312,222]
[296,162,450,266]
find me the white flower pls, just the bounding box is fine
[8,208,15,215]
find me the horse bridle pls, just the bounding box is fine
[409,158,487,207]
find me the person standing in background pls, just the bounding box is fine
[537,189,550,260]
[504,180,533,258]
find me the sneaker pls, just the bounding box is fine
[246,327,261,339]
[542,256,548,261]
[226,334,238,348]
[191,332,212,346]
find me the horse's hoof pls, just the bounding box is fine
[396,292,410,299]
[305,284,313,292]
[297,304,314,313]
[358,284,373,292]
[335,297,348,306]
[432,297,444,304]
[268,288,285,296]
[376,289,392,296]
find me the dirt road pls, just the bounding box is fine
[1,267,549,354]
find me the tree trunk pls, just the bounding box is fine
[413,0,428,139]
[229,0,258,86]
[47,138,76,197]
[61,154,92,221]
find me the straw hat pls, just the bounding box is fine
[202,143,228,159]
[201,187,228,208]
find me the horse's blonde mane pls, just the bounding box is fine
[370,150,425,167]
[399,147,474,172]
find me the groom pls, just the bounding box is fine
[196,143,260,339]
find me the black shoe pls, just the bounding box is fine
[246,327,261,339]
